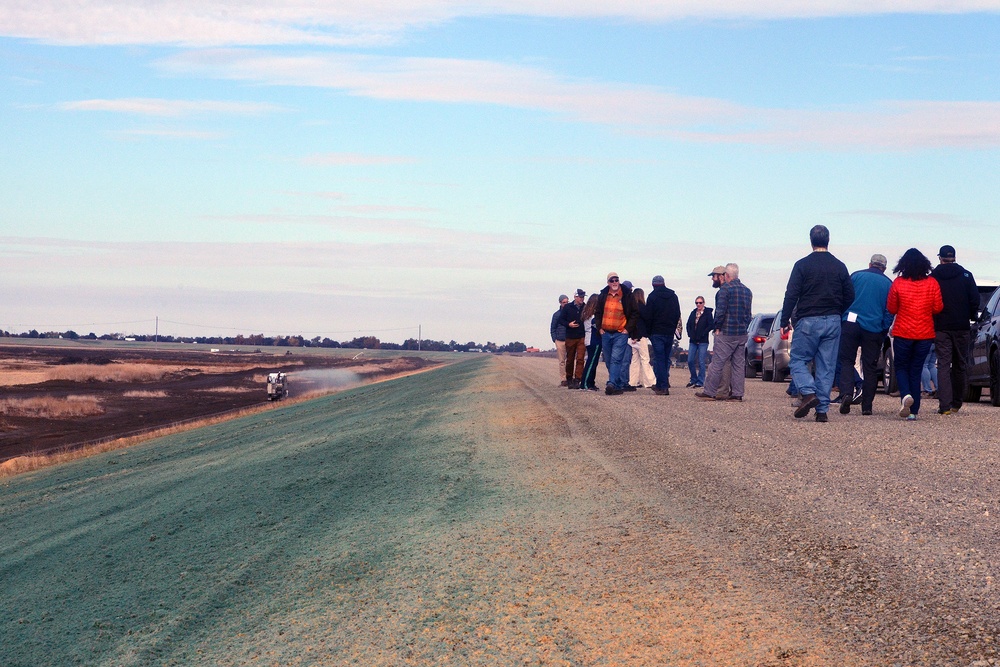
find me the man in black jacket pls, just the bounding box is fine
[644,275,681,395]
[559,289,588,388]
[931,245,979,415]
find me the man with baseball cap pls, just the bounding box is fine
[594,272,636,395]
[931,244,979,414]
[558,289,588,388]
[837,253,893,416]
[550,294,569,385]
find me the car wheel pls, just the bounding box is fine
[745,353,757,378]
[991,348,1000,407]
[762,355,774,382]
[884,348,898,395]
[967,384,983,403]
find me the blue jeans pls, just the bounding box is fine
[688,342,709,385]
[601,331,630,390]
[650,334,674,389]
[788,314,842,414]
[894,337,933,415]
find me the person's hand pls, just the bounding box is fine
[568,321,579,327]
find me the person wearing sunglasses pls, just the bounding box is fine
[685,295,714,388]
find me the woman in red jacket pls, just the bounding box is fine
[887,248,944,420]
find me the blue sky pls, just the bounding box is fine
[2,2,999,348]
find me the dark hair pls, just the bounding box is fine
[632,287,646,307]
[892,247,932,280]
[581,294,599,320]
[809,224,829,249]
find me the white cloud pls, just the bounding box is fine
[162,50,1000,150]
[300,152,419,166]
[3,1,1000,46]
[58,98,287,116]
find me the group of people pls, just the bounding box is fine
[549,264,751,398]
[779,226,978,422]
[550,224,980,421]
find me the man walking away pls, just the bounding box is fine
[686,295,713,388]
[781,225,854,422]
[931,245,979,415]
[696,263,753,402]
[837,254,893,416]
[644,275,682,395]
[594,272,636,395]
[560,289,588,388]
[551,295,568,385]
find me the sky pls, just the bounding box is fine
[2,1,1000,349]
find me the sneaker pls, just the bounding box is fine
[839,399,851,415]
[685,381,695,388]
[691,383,703,388]
[790,397,802,408]
[587,386,599,392]
[851,386,864,405]
[605,385,623,395]
[906,414,917,421]
[815,412,828,423]
[951,405,962,414]
[694,391,716,400]
[794,394,819,419]
[899,394,914,418]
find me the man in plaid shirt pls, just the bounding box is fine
[696,263,753,402]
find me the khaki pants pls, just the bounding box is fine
[555,340,567,383]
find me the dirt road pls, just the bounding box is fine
[2,355,997,665]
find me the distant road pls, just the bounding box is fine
[1,354,996,665]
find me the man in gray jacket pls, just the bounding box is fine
[931,245,979,415]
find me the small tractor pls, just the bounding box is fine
[266,372,289,401]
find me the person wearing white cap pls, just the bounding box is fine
[837,253,893,416]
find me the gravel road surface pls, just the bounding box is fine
[3,354,998,666]
[508,354,1000,666]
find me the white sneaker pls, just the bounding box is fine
[899,394,914,418]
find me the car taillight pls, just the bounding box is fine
[780,330,790,340]
[753,336,766,344]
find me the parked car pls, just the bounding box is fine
[760,310,792,382]
[967,285,1000,405]
[744,313,776,378]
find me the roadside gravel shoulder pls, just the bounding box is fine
[505,354,1000,666]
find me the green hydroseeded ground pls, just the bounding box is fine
[1,357,495,666]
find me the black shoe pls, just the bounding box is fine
[815,412,828,422]
[722,396,743,402]
[605,386,623,395]
[685,381,695,388]
[851,386,864,405]
[839,400,851,415]
[861,410,872,416]
[560,380,568,387]
[587,386,599,391]
[623,385,637,392]
[794,394,819,419]
[694,391,716,400]
[653,388,670,396]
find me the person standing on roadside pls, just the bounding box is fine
[595,272,636,395]
[696,263,753,402]
[550,295,569,386]
[930,244,979,415]
[837,253,893,416]
[887,248,944,420]
[781,225,854,422]
[685,295,713,388]
[644,275,682,395]
[579,294,602,391]
[628,288,657,389]
[559,289,588,388]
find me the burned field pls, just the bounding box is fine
[0,345,436,461]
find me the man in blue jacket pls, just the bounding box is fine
[837,253,893,416]
[931,245,979,415]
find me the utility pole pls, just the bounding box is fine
[418,324,421,351]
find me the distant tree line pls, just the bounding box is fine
[0,329,529,354]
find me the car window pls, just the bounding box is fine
[769,312,783,335]
[982,288,1000,322]
[759,316,775,334]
